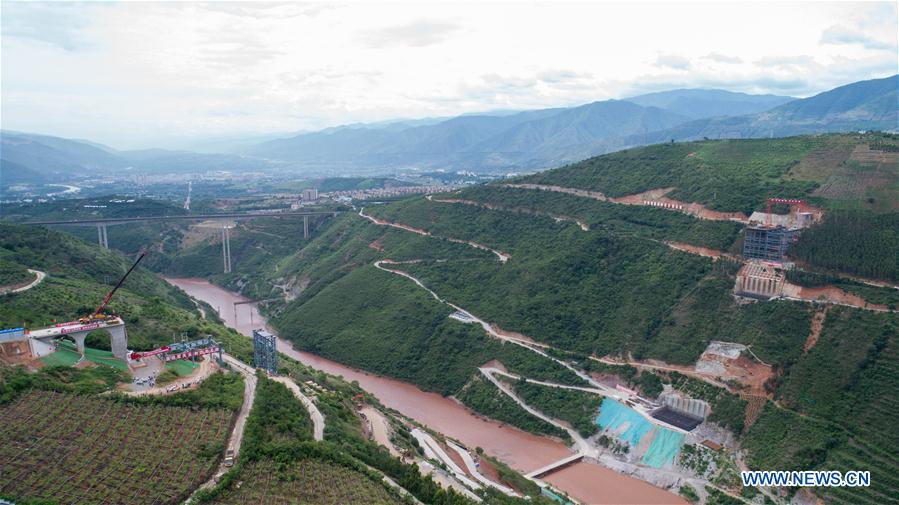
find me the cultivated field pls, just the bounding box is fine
[0,390,232,504]
[211,459,399,504]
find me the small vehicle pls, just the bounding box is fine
[223,449,235,467]
[167,385,179,392]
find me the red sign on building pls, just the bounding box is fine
[163,346,220,362]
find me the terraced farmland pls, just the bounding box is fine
[211,459,399,504]
[0,390,233,505]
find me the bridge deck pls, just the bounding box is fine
[29,318,125,339]
[23,211,341,226]
[525,453,584,478]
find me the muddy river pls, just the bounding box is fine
[165,277,684,504]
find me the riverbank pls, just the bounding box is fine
[164,276,685,504]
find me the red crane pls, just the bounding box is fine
[765,198,805,227]
[79,250,147,323]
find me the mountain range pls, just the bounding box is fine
[247,75,896,171]
[2,74,896,186]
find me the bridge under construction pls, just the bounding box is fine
[22,209,341,273]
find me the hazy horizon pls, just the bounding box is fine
[2,1,897,149]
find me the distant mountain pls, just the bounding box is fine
[118,149,272,174]
[453,100,688,168]
[0,131,274,185]
[0,131,125,182]
[247,100,685,170]
[4,76,894,182]
[247,77,895,173]
[636,74,898,143]
[0,158,46,186]
[625,89,793,119]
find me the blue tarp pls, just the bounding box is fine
[596,398,653,447]
[596,398,684,468]
[641,427,685,468]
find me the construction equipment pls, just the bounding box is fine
[79,250,147,323]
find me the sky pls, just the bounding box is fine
[2,1,897,149]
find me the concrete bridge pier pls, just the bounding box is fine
[303,215,309,239]
[96,224,109,249]
[221,223,232,273]
[68,323,129,360]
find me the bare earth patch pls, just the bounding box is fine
[782,282,889,311]
[804,308,828,352]
[505,183,748,222]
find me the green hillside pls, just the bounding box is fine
[521,133,898,214]
[0,222,551,505]
[236,135,895,505]
[0,223,248,352]
[5,133,897,505]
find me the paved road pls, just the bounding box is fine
[1,269,46,295]
[271,375,325,441]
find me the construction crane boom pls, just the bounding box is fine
[93,250,147,317]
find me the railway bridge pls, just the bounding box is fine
[22,210,341,273]
[28,318,129,360]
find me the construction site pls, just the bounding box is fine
[0,250,225,393]
[734,198,852,307]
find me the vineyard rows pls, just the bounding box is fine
[0,390,232,505]
[213,459,399,505]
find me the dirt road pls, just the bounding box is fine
[1,269,46,295]
[479,367,594,457]
[446,440,517,496]
[360,207,511,262]
[271,375,325,441]
[360,405,402,458]
[188,354,257,500]
[122,356,217,397]
[221,354,257,459]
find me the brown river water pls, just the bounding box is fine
[164,277,684,504]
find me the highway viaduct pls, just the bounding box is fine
[22,210,341,273]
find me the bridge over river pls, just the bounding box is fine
[22,210,342,272]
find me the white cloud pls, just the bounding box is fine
[821,25,896,50]
[360,19,462,48]
[655,53,692,71]
[704,53,743,64]
[1,1,896,148]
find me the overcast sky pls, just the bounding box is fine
[2,1,897,149]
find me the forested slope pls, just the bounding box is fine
[0,223,248,352]
[239,135,897,505]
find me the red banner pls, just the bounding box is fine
[164,346,220,362]
[60,323,102,335]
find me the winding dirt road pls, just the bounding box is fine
[360,207,511,262]
[192,354,257,496]
[271,375,325,441]
[0,269,46,295]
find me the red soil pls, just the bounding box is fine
[804,308,828,352]
[664,241,725,260]
[783,282,889,311]
[611,188,748,222]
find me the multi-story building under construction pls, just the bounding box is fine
[742,225,802,262]
[742,206,816,262]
